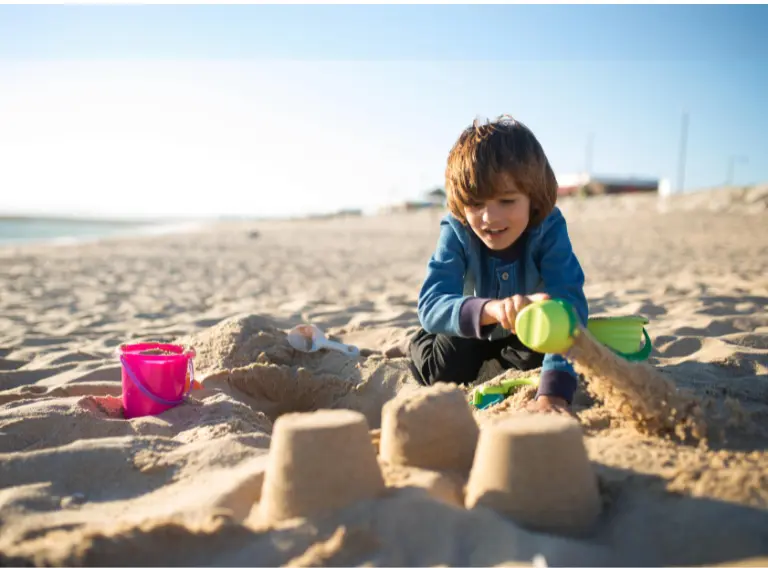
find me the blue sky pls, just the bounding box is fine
[0,5,766,219]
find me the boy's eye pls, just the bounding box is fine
[501,199,517,205]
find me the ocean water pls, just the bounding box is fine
[0,217,199,247]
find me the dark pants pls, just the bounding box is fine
[408,328,545,386]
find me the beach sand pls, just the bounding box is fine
[1,187,767,566]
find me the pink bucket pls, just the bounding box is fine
[118,343,195,419]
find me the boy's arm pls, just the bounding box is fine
[459,297,497,339]
[538,354,578,404]
[417,218,474,337]
[537,208,588,325]
[535,208,589,404]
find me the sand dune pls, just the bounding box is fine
[1,189,767,566]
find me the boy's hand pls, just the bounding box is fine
[481,293,550,333]
[526,395,571,415]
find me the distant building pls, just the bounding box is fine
[378,189,447,215]
[378,201,437,215]
[557,173,662,197]
[425,187,447,207]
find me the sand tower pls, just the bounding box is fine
[465,413,601,535]
[379,383,479,474]
[258,409,385,522]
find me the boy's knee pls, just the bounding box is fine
[428,364,465,386]
[436,349,476,384]
[412,334,483,386]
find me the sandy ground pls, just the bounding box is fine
[1,187,767,566]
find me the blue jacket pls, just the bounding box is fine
[417,206,588,394]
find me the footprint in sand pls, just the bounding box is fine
[0,358,26,371]
[20,385,48,394]
[657,337,704,358]
[721,333,768,350]
[675,320,739,338]
[0,367,78,390]
[41,351,105,366]
[698,303,757,317]
[19,336,73,347]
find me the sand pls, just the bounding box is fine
[465,413,602,537]
[1,187,767,566]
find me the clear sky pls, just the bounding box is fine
[0,5,766,219]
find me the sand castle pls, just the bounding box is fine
[379,383,479,474]
[256,389,601,538]
[466,413,602,536]
[258,409,385,523]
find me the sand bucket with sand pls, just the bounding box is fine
[118,343,195,419]
[516,299,652,362]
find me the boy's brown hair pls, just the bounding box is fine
[445,115,558,227]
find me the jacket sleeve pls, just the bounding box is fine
[535,209,589,398]
[417,218,472,337]
[536,209,589,326]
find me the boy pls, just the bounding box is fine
[410,115,588,413]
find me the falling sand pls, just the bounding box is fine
[568,328,710,444]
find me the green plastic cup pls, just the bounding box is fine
[515,299,578,354]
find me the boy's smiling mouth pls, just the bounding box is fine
[484,227,508,236]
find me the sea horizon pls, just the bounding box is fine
[0,215,212,247]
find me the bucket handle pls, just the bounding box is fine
[611,328,653,362]
[120,356,193,407]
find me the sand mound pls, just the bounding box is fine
[180,314,298,374]
[660,184,768,215]
[181,313,420,429]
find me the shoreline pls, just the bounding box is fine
[0,219,215,250]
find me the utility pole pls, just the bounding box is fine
[676,111,689,194]
[585,132,594,176]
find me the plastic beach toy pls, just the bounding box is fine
[472,376,540,410]
[515,299,652,362]
[118,343,197,419]
[587,315,651,360]
[287,324,360,357]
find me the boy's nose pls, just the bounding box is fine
[482,203,501,224]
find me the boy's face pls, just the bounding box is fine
[463,171,531,251]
